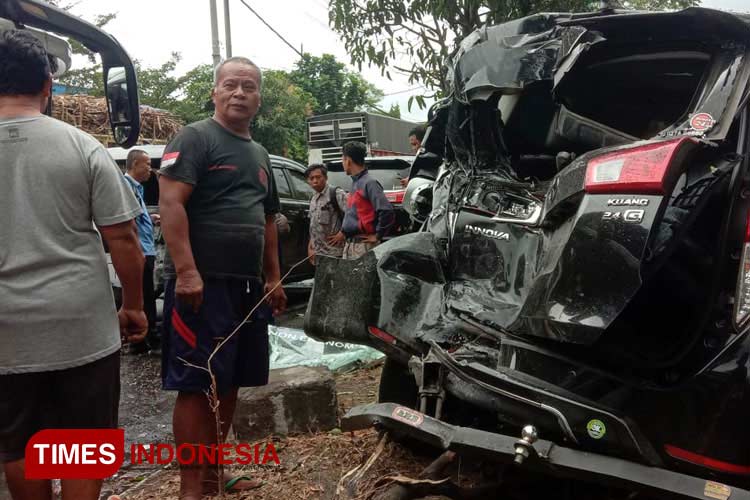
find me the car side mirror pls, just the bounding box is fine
[105,65,140,148]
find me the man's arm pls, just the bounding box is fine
[98,220,147,343]
[264,214,287,316]
[159,174,203,312]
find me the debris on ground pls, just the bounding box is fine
[108,362,489,500]
[269,326,383,372]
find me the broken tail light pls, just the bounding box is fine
[585,138,693,194]
[385,190,406,204]
[368,326,397,344]
[733,212,750,328]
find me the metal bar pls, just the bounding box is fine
[223,0,232,58]
[209,0,221,66]
[343,403,750,500]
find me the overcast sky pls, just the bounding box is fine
[71,0,748,123]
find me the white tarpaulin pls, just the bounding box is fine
[269,325,383,371]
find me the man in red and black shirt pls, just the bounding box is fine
[329,141,395,259]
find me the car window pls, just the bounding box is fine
[273,167,292,198]
[287,169,315,200]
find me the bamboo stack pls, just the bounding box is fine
[51,94,183,146]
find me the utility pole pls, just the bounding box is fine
[209,0,221,67]
[224,0,232,58]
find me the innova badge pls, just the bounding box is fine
[465,224,510,241]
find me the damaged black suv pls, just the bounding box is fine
[307,7,750,498]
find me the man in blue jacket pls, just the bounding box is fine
[329,141,394,259]
[124,149,160,354]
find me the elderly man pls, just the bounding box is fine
[0,30,146,500]
[159,56,286,498]
[124,149,161,354]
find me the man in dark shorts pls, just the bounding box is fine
[159,56,287,499]
[0,30,147,500]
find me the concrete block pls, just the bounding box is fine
[232,366,338,440]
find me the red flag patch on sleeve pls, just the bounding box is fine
[161,152,180,168]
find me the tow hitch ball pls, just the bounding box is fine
[514,425,539,465]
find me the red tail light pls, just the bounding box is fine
[385,190,405,204]
[368,326,396,344]
[585,138,693,194]
[733,211,750,327]
[665,445,750,475]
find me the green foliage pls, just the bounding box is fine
[173,64,214,124]
[135,53,183,110]
[328,0,701,104]
[289,53,383,114]
[385,103,401,118]
[252,70,316,163]
[56,64,104,96]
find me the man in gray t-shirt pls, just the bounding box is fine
[0,30,146,500]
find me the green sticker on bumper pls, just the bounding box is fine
[586,419,606,439]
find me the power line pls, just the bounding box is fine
[383,85,426,97]
[236,0,304,58]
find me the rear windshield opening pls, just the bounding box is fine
[556,45,712,139]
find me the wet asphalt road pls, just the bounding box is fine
[0,287,310,500]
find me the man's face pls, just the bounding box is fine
[211,62,261,125]
[409,134,421,153]
[342,155,352,175]
[131,155,152,183]
[306,169,327,193]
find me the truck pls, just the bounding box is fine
[0,0,141,147]
[306,111,416,164]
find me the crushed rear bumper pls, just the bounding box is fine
[342,402,749,500]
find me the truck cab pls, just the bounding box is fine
[0,0,141,147]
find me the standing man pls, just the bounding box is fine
[0,30,147,500]
[400,124,426,187]
[124,149,161,354]
[330,141,395,260]
[408,125,426,153]
[305,163,347,263]
[159,56,287,499]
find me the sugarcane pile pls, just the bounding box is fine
[51,94,183,146]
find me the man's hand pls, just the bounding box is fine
[176,269,204,313]
[307,246,316,266]
[327,231,346,246]
[118,308,148,344]
[150,213,161,226]
[265,281,287,317]
[362,234,380,244]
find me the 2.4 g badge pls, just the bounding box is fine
[602,210,645,223]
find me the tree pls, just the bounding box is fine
[173,64,214,124]
[47,0,117,95]
[328,0,701,105]
[252,70,316,163]
[289,53,383,114]
[385,103,401,119]
[136,53,183,110]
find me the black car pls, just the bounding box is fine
[307,7,750,498]
[107,145,315,290]
[325,155,415,237]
